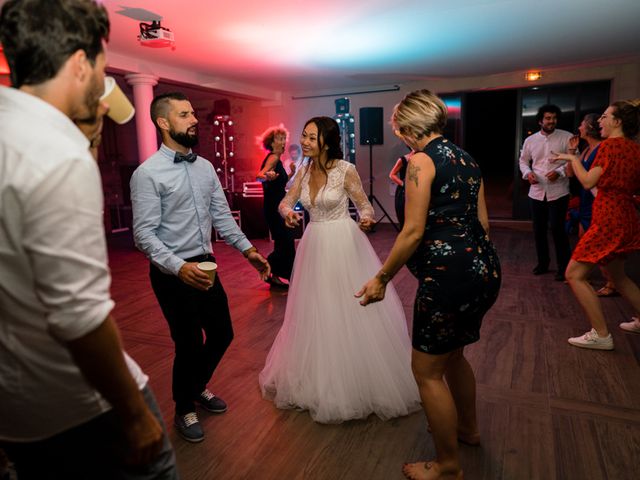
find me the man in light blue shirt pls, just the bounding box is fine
[130,92,270,443]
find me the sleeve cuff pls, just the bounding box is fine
[166,257,186,276]
[236,238,253,253]
[49,299,115,342]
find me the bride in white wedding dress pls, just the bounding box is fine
[259,116,420,423]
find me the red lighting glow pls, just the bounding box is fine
[0,47,10,75]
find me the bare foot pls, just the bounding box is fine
[402,461,463,480]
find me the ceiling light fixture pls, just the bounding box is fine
[525,71,542,82]
[138,20,175,48]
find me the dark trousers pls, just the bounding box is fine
[530,195,571,272]
[150,259,233,414]
[264,205,295,280]
[2,387,178,480]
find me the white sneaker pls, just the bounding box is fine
[568,328,614,350]
[620,317,640,334]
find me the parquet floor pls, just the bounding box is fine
[108,223,640,480]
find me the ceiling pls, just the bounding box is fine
[101,0,640,96]
[14,1,640,97]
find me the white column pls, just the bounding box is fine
[125,73,159,163]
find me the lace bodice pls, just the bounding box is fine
[279,160,374,222]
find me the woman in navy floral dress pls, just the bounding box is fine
[358,90,501,480]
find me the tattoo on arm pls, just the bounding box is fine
[407,163,421,187]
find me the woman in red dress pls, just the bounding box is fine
[553,100,640,350]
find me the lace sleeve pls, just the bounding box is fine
[344,163,374,220]
[278,164,307,218]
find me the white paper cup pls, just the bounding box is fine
[197,261,217,283]
[100,77,135,124]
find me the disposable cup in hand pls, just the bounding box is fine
[100,77,135,124]
[197,261,217,283]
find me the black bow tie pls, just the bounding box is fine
[174,152,197,163]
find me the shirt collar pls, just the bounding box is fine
[539,129,561,138]
[159,143,196,162]
[0,85,89,149]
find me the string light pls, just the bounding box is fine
[212,114,235,190]
[333,106,356,163]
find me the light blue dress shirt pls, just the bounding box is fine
[131,143,252,275]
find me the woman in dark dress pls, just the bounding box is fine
[256,126,296,287]
[389,151,411,228]
[567,114,601,236]
[358,90,501,480]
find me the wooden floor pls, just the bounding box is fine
[107,224,640,480]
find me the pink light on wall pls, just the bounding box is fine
[0,47,10,75]
[0,47,10,87]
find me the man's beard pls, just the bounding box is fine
[170,127,199,148]
[541,124,556,134]
[77,73,103,124]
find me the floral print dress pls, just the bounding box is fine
[408,137,501,354]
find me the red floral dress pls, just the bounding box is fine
[572,137,640,264]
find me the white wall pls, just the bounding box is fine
[264,90,405,224]
[264,58,640,223]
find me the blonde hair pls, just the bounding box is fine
[391,89,447,139]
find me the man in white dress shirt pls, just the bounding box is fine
[0,1,177,478]
[519,104,574,281]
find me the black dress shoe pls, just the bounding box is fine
[532,265,549,275]
[265,275,289,289]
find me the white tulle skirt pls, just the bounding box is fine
[259,217,421,423]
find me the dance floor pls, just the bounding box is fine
[107,223,640,480]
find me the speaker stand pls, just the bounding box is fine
[367,144,399,232]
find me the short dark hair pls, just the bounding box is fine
[0,0,109,88]
[611,100,640,139]
[150,92,190,129]
[536,104,562,123]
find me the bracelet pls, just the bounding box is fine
[376,270,392,284]
[242,246,258,258]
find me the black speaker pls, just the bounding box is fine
[239,196,269,239]
[359,107,384,145]
[213,99,231,116]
